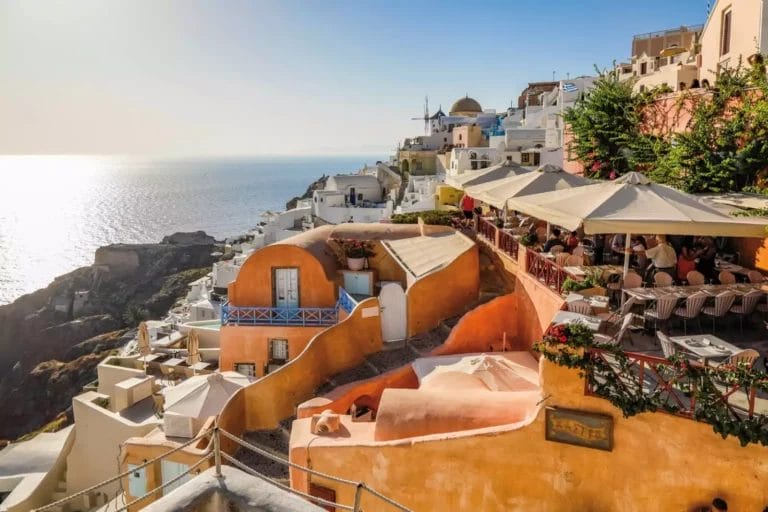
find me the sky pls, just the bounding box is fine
[0,0,710,157]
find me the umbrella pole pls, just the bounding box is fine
[623,232,631,275]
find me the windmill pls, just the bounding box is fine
[411,95,430,135]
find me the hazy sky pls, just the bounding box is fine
[0,0,708,156]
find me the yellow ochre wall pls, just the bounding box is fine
[120,421,215,511]
[290,266,768,511]
[219,325,324,375]
[436,184,463,209]
[406,245,479,337]
[227,244,336,308]
[217,297,384,433]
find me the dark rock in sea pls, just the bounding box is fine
[285,174,328,210]
[0,232,218,439]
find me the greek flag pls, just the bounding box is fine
[562,82,579,93]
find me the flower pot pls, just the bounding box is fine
[347,257,365,270]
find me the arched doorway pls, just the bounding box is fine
[401,159,410,173]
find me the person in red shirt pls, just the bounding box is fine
[461,194,475,220]
[566,231,580,252]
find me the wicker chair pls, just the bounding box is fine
[593,313,635,346]
[653,272,673,287]
[730,289,764,332]
[718,270,736,284]
[565,254,584,266]
[567,300,594,316]
[673,292,707,335]
[747,270,764,284]
[686,270,705,286]
[657,331,677,359]
[701,291,736,332]
[555,252,570,267]
[644,294,679,333]
[709,349,760,369]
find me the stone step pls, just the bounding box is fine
[236,430,291,480]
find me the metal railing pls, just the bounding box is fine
[585,349,765,421]
[337,287,358,314]
[221,301,337,327]
[526,249,567,293]
[477,217,497,242]
[34,425,411,512]
[498,229,520,260]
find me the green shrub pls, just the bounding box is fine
[390,210,462,226]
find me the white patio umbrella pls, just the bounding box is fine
[422,354,539,392]
[467,164,592,209]
[447,161,530,189]
[505,172,768,273]
[163,372,252,417]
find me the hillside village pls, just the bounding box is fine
[8,1,768,511]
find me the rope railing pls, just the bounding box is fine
[219,427,411,512]
[33,425,411,512]
[32,427,215,512]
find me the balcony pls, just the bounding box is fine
[221,301,337,327]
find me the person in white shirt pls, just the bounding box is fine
[645,234,677,280]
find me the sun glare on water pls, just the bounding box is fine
[0,155,110,303]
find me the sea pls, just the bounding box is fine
[0,154,384,305]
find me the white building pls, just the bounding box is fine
[447,147,500,176]
[311,170,399,224]
[494,77,596,167]
[396,174,439,213]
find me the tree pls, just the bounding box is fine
[563,69,667,179]
[654,64,768,193]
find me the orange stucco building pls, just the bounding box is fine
[119,223,481,508]
[287,240,768,511]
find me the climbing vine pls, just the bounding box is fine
[534,322,768,446]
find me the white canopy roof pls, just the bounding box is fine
[412,353,539,392]
[505,172,768,237]
[382,231,475,279]
[446,161,530,189]
[163,371,253,419]
[467,164,592,209]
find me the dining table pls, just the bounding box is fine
[564,292,611,314]
[551,310,602,332]
[622,283,765,304]
[669,334,741,360]
[564,264,623,281]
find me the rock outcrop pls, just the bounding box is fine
[285,174,328,210]
[0,232,218,439]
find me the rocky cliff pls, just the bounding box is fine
[0,233,217,440]
[285,174,328,210]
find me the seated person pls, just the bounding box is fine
[542,228,565,253]
[566,231,580,252]
[677,236,697,282]
[645,235,677,280]
[610,233,627,262]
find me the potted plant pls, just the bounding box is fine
[333,239,375,270]
[561,270,606,297]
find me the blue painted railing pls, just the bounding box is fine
[337,287,358,314]
[221,301,337,327]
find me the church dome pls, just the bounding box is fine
[449,96,482,116]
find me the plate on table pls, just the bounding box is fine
[687,338,710,348]
[711,344,731,353]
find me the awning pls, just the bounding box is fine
[445,161,530,189]
[381,231,475,279]
[467,164,591,209]
[505,172,768,237]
